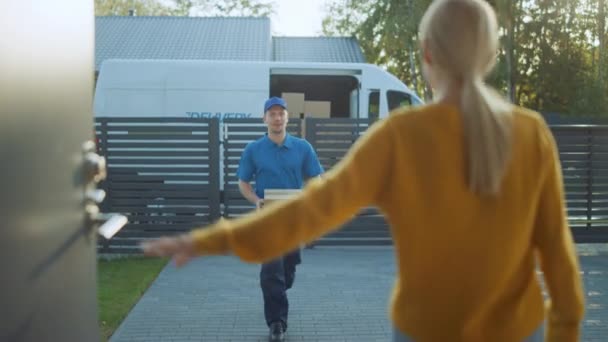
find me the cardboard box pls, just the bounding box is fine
[264,189,301,206]
[304,100,331,118]
[281,92,305,118]
[263,188,307,250]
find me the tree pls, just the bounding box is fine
[95,0,274,17]
[491,0,523,103]
[323,0,433,98]
[94,0,173,16]
[323,0,608,115]
[211,0,274,16]
[598,0,606,86]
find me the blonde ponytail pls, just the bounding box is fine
[419,0,513,196]
[461,77,512,195]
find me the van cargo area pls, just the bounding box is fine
[270,75,359,118]
[94,60,423,119]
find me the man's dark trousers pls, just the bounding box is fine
[260,249,301,329]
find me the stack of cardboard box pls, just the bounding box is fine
[281,92,331,119]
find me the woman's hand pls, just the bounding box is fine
[141,234,197,267]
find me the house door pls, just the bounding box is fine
[0,2,124,340]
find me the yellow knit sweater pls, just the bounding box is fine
[191,104,584,342]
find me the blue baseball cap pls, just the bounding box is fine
[264,97,287,112]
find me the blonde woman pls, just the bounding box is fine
[143,0,585,341]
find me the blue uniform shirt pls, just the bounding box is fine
[237,133,324,199]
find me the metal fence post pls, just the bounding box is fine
[209,118,221,221]
[305,118,316,147]
[587,127,593,230]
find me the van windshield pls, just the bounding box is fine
[387,91,412,111]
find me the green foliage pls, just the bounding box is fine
[95,0,274,17]
[323,0,608,115]
[94,0,174,16]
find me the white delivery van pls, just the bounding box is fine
[93,59,424,207]
[94,59,423,119]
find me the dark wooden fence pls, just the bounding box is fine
[95,118,220,253]
[304,118,390,245]
[553,125,608,242]
[95,117,608,252]
[305,120,608,244]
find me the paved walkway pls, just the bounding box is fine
[110,245,608,342]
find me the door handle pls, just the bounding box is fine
[84,204,127,240]
[81,140,127,239]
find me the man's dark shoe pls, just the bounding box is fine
[268,321,285,342]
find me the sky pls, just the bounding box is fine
[270,0,329,36]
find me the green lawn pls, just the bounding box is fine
[97,256,169,341]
